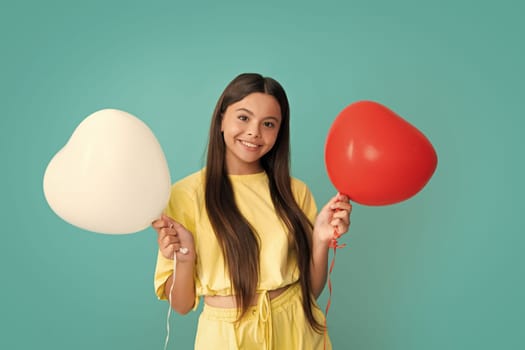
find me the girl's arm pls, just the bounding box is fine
[163,258,196,314]
[153,217,197,314]
[309,194,352,298]
[310,233,331,298]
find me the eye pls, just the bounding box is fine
[263,121,276,128]
[238,115,248,121]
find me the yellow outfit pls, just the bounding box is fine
[154,169,332,349]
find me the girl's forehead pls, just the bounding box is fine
[226,93,281,119]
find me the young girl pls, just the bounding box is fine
[152,73,352,349]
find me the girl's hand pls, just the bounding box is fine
[314,193,352,246]
[152,215,196,263]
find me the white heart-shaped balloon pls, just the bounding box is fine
[43,109,171,234]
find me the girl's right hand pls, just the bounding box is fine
[152,215,196,263]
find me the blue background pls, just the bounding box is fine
[1,0,523,349]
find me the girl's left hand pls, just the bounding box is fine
[314,193,352,245]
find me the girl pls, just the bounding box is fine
[152,73,352,349]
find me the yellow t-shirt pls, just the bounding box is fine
[153,169,317,307]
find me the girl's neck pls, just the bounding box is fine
[225,163,263,175]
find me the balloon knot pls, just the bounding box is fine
[329,238,346,249]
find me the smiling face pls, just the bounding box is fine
[220,92,282,174]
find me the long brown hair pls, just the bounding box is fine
[205,73,323,331]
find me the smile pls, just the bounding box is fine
[239,140,260,149]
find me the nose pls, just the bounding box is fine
[247,124,260,137]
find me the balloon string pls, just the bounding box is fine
[324,231,347,350]
[164,253,177,350]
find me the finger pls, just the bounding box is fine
[328,200,350,213]
[161,235,180,250]
[171,222,193,239]
[323,197,340,213]
[332,200,352,211]
[332,214,350,228]
[158,233,171,246]
[152,218,168,229]
[330,217,344,227]
[160,226,179,238]
[336,193,350,202]
[153,214,176,229]
[162,214,178,226]
[162,216,186,231]
[332,209,350,222]
[170,221,187,231]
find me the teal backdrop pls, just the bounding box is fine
[1,0,523,349]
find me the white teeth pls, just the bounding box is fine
[240,140,258,148]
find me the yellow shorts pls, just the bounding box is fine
[194,283,332,350]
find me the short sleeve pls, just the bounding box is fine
[292,178,318,224]
[153,252,175,300]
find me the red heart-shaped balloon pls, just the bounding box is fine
[325,101,437,206]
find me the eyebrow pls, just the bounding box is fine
[235,108,280,121]
[235,108,253,115]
